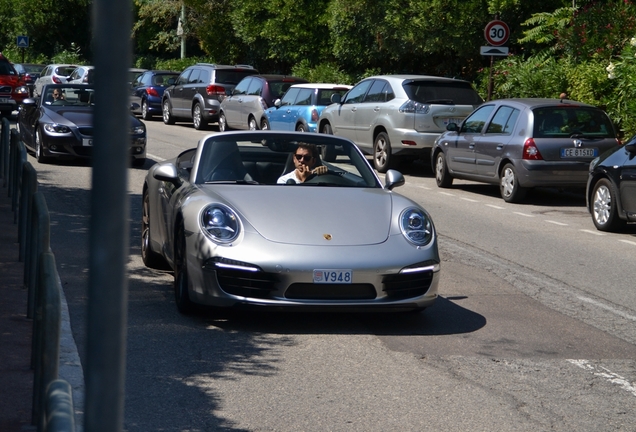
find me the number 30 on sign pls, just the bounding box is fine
[484,20,509,46]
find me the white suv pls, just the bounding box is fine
[318,75,483,172]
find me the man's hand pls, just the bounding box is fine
[311,166,327,175]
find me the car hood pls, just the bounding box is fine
[45,107,93,127]
[198,185,393,246]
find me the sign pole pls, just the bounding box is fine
[487,55,494,101]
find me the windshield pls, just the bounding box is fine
[43,85,94,107]
[195,133,381,188]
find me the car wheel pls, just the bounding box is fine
[321,123,333,135]
[35,128,50,164]
[193,103,208,130]
[141,191,168,269]
[174,222,196,314]
[434,151,453,188]
[218,112,228,132]
[500,163,527,203]
[295,123,306,132]
[591,178,625,232]
[141,99,152,120]
[162,100,175,125]
[248,116,258,131]
[373,132,393,173]
[260,118,270,130]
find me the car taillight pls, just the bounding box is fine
[52,76,62,84]
[522,138,543,160]
[147,87,159,97]
[206,85,225,96]
[311,108,319,122]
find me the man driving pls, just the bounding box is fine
[277,142,327,184]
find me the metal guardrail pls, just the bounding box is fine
[1,117,76,432]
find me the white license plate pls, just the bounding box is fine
[313,269,352,284]
[83,138,93,146]
[561,148,597,158]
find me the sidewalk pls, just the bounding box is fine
[0,186,35,431]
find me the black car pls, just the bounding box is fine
[130,70,179,120]
[17,84,147,166]
[587,137,636,231]
[162,63,258,130]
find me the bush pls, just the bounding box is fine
[291,60,355,85]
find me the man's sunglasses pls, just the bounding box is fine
[294,154,313,162]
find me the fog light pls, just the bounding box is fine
[50,144,58,151]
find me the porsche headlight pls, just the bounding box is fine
[131,125,145,135]
[43,123,71,134]
[200,204,240,244]
[400,208,433,246]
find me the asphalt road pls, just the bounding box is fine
[28,118,636,431]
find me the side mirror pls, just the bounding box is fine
[274,98,282,108]
[130,102,140,111]
[626,141,636,153]
[384,169,405,190]
[153,163,182,187]
[20,98,37,107]
[446,122,459,132]
[331,93,342,104]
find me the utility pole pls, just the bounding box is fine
[178,4,186,59]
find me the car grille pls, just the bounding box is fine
[215,268,279,299]
[285,283,376,300]
[78,127,93,136]
[382,270,434,300]
[0,86,11,94]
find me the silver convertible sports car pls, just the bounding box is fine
[142,131,440,314]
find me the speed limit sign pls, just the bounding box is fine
[484,20,510,46]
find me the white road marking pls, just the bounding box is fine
[439,191,455,196]
[578,296,636,322]
[460,197,479,202]
[580,229,605,236]
[513,212,534,217]
[486,204,505,210]
[567,359,636,398]
[545,220,568,226]
[147,153,166,162]
[414,185,432,190]
[619,239,636,246]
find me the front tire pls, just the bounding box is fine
[500,163,527,203]
[591,178,625,232]
[373,132,393,173]
[162,100,175,125]
[141,191,168,269]
[434,151,453,188]
[261,118,270,130]
[218,112,228,132]
[248,116,258,131]
[174,222,196,314]
[35,128,50,164]
[193,103,208,130]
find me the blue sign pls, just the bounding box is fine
[17,36,29,48]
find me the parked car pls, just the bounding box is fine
[17,84,146,165]
[142,131,440,314]
[262,83,352,134]
[432,98,620,203]
[128,68,147,86]
[218,74,309,132]
[318,74,483,172]
[33,64,79,96]
[586,137,636,231]
[130,70,180,120]
[12,63,45,96]
[162,63,258,130]
[67,65,94,84]
[0,53,30,117]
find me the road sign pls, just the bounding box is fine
[17,36,29,48]
[484,20,509,46]
[480,46,509,56]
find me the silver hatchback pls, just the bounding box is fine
[318,75,483,172]
[432,98,620,202]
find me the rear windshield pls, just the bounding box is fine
[532,107,615,138]
[215,69,257,85]
[55,66,78,76]
[403,80,483,105]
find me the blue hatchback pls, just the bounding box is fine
[263,83,351,133]
[130,70,180,120]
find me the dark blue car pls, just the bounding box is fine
[587,137,636,231]
[130,70,180,120]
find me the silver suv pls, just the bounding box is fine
[162,63,258,130]
[318,74,483,172]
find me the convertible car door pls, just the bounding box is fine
[619,145,636,217]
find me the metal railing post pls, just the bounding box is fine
[19,162,37,262]
[12,131,27,220]
[27,192,50,322]
[45,380,75,432]
[1,117,10,185]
